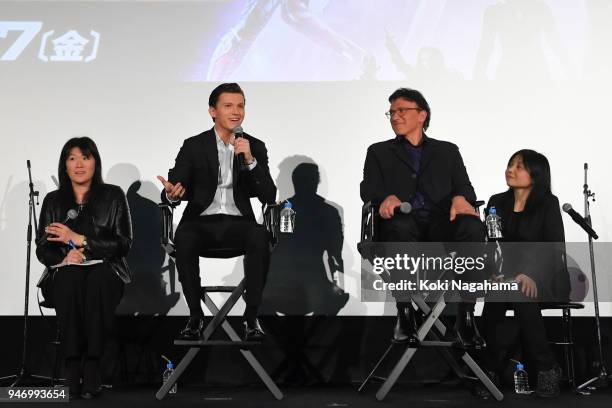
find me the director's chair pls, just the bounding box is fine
[357,201,503,402]
[155,203,283,400]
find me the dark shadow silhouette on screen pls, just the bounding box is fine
[260,161,348,316]
[116,180,179,316]
[104,164,179,316]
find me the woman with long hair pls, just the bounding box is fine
[481,149,570,398]
[36,137,132,398]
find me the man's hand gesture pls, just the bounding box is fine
[157,176,186,201]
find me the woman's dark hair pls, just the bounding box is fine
[388,88,431,130]
[57,137,103,204]
[507,149,552,209]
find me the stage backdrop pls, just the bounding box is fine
[1,0,610,317]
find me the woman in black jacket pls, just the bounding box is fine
[36,137,132,398]
[481,149,570,398]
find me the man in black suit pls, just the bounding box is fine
[360,88,485,347]
[158,83,276,341]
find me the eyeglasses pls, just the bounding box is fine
[385,107,421,119]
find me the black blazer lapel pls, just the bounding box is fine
[419,137,435,175]
[389,142,417,173]
[202,129,219,183]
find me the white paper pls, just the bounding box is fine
[51,260,103,268]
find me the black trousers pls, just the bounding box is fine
[379,213,486,301]
[481,300,557,373]
[379,212,485,244]
[53,263,124,359]
[174,215,270,317]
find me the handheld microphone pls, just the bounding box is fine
[396,202,412,214]
[562,203,598,240]
[38,209,79,244]
[233,125,245,170]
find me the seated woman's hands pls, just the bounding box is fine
[63,248,86,264]
[515,273,538,299]
[45,223,83,245]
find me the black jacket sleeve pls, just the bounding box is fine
[161,139,195,206]
[35,194,66,267]
[360,146,387,204]
[86,188,133,259]
[542,196,565,242]
[450,145,477,204]
[246,141,277,205]
[540,196,570,301]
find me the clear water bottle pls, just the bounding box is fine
[513,363,531,394]
[486,207,503,240]
[279,201,295,233]
[162,362,177,394]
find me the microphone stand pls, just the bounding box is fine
[576,163,609,394]
[0,161,54,386]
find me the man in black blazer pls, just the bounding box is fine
[361,88,485,347]
[158,83,276,341]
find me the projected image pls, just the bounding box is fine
[189,0,583,82]
[205,0,377,81]
[0,0,587,82]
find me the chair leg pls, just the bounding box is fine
[156,348,200,400]
[51,322,61,386]
[562,307,576,388]
[358,343,395,393]
[157,279,283,401]
[375,298,446,401]
[204,295,284,400]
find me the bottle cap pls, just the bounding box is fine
[516,363,524,370]
[489,207,497,215]
[167,363,174,369]
[283,201,293,209]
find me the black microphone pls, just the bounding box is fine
[562,203,598,240]
[233,125,245,170]
[38,209,78,244]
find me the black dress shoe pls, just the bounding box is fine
[393,304,419,347]
[179,316,204,340]
[454,307,485,349]
[244,318,265,341]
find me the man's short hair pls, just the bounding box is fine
[388,88,431,131]
[209,83,245,108]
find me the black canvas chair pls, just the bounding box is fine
[357,201,504,402]
[155,203,283,400]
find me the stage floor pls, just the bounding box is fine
[22,384,611,408]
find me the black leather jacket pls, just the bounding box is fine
[36,184,133,283]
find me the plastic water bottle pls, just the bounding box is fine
[162,362,177,394]
[514,363,531,394]
[279,201,295,233]
[486,207,503,240]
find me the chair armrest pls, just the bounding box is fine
[158,203,175,256]
[360,199,484,242]
[361,201,379,243]
[263,203,280,249]
[474,200,485,218]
